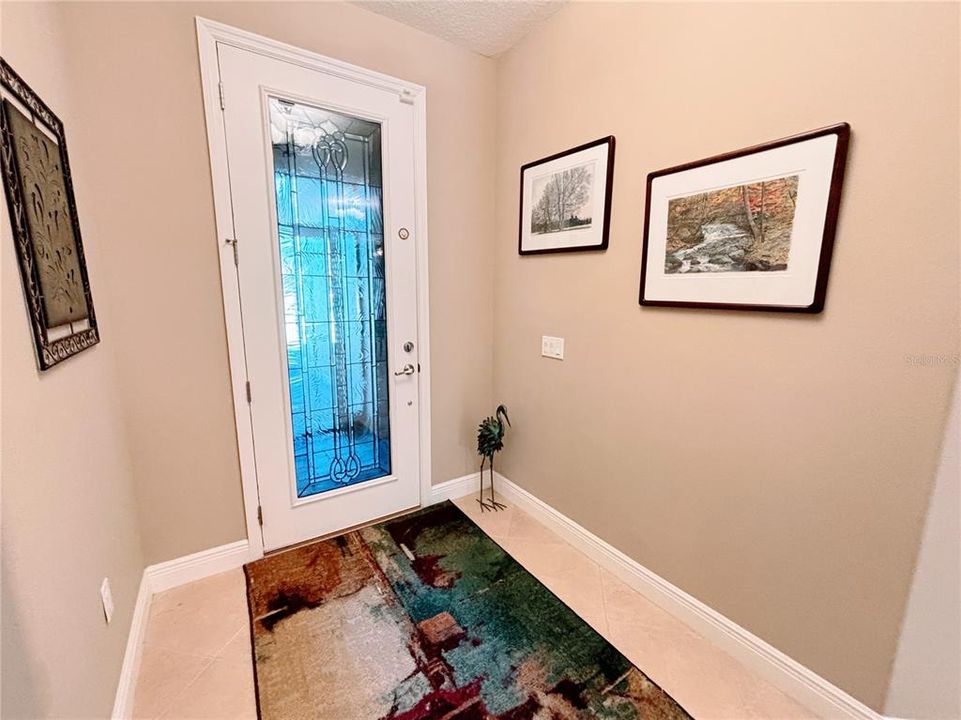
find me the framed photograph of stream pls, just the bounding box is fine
[640,124,849,312]
[519,136,615,255]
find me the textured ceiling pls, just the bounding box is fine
[355,1,566,57]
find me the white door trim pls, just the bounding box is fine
[195,17,431,559]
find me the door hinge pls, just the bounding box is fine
[245,380,252,403]
[257,505,263,526]
[225,237,238,266]
[218,81,226,110]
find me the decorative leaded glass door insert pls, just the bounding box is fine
[269,98,391,498]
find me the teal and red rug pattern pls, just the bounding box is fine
[244,501,692,719]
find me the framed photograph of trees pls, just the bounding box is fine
[519,136,615,255]
[640,124,849,313]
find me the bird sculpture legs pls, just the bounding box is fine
[477,456,491,511]
[487,456,506,511]
[477,455,507,511]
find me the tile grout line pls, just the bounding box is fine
[597,566,612,636]
[156,653,222,720]
[216,628,246,657]
[504,507,518,539]
[143,653,217,720]
[140,641,223,663]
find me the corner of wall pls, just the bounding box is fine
[883,370,961,719]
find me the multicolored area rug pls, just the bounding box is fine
[244,502,691,719]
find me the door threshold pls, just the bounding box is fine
[263,504,422,557]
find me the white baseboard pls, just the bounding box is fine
[489,472,885,720]
[145,539,251,594]
[112,539,250,718]
[110,573,152,719]
[428,472,481,505]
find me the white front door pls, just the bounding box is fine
[217,43,422,551]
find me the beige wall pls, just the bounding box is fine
[492,2,959,711]
[51,1,496,564]
[0,3,146,717]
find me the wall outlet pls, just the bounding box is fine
[100,577,114,625]
[541,335,565,360]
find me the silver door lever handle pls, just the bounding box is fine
[394,364,415,376]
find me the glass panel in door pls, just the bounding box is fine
[268,97,390,499]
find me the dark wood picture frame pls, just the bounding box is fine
[519,136,616,256]
[639,123,850,313]
[0,57,99,369]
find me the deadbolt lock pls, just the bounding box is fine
[398,227,410,240]
[403,341,414,352]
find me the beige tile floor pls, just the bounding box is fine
[133,496,819,719]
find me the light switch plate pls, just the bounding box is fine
[100,577,114,624]
[541,335,565,360]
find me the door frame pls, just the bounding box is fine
[196,17,432,560]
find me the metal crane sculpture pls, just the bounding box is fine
[476,404,510,512]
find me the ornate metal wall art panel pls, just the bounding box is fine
[0,57,99,370]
